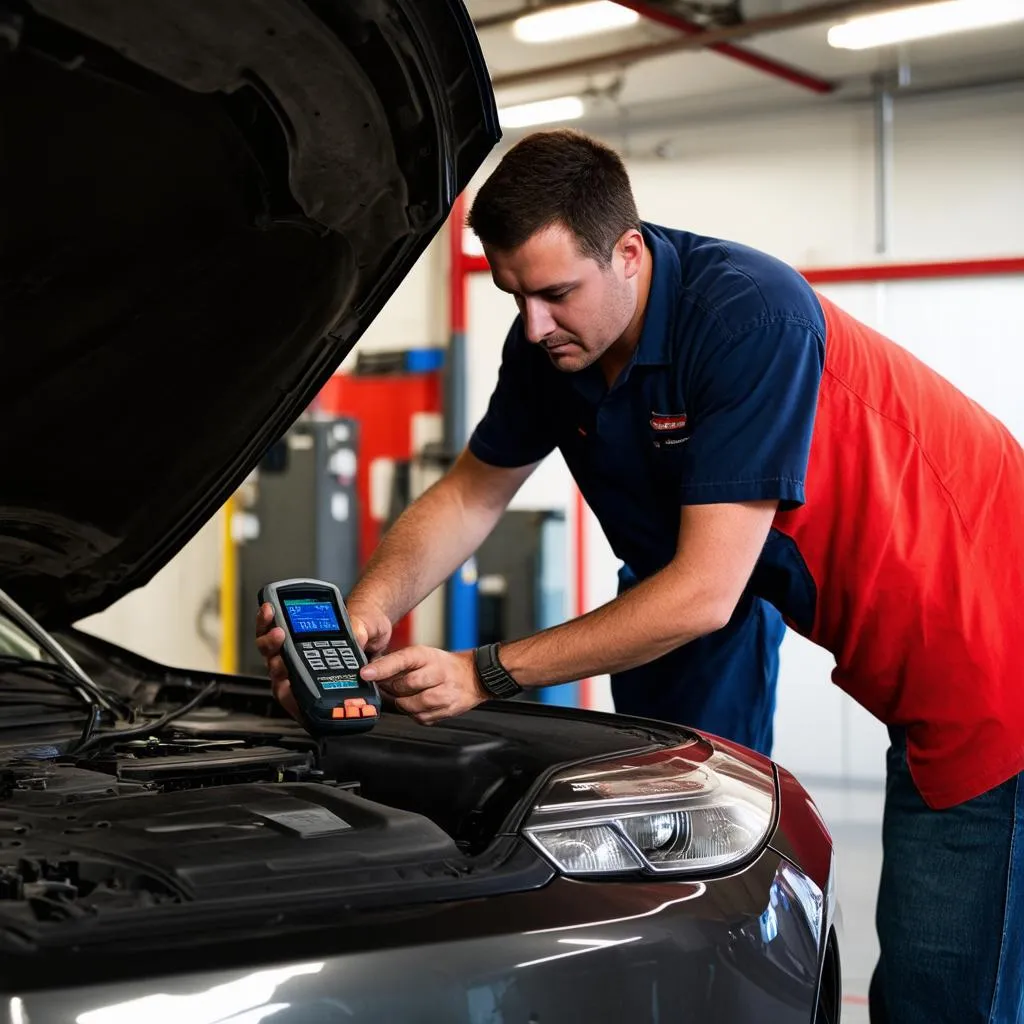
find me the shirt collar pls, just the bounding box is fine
[568,222,680,402]
[633,222,680,367]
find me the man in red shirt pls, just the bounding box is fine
[258,130,1023,1022]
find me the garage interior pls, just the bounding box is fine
[70,2,1024,1019]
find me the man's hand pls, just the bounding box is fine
[255,599,392,719]
[361,647,488,725]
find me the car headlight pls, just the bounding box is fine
[522,739,775,877]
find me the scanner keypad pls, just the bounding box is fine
[299,636,360,672]
[330,639,361,669]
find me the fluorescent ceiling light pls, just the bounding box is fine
[513,2,639,44]
[828,0,1024,50]
[498,95,585,129]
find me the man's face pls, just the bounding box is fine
[485,222,642,373]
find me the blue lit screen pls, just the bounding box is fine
[284,598,340,634]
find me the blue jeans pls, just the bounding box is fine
[610,568,784,757]
[870,728,1024,1024]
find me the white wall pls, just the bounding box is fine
[463,80,1024,782]
[78,512,224,672]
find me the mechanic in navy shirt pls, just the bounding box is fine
[466,183,792,759]
[260,129,1024,1023]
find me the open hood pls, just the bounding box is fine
[0,0,499,625]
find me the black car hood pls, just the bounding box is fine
[0,0,499,625]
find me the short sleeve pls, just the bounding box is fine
[676,318,824,510]
[468,323,557,468]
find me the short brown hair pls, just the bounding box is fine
[467,129,640,265]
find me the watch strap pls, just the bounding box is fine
[473,643,522,700]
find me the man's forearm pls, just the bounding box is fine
[348,475,500,623]
[497,564,733,687]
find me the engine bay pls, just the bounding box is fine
[0,662,565,950]
[0,733,478,932]
[0,603,671,958]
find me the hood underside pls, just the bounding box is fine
[0,0,499,624]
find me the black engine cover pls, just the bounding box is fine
[0,781,462,910]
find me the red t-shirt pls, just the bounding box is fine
[775,293,1024,808]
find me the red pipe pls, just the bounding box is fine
[573,487,593,708]
[615,0,834,95]
[705,46,834,95]
[449,193,468,333]
[802,256,1024,284]
[463,253,490,275]
[465,252,1024,284]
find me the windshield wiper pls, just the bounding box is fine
[0,589,123,716]
[0,659,218,754]
[0,658,116,750]
[73,679,220,755]
[0,589,221,755]
[0,656,129,717]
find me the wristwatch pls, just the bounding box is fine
[473,643,523,700]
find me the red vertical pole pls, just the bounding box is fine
[574,487,593,708]
[449,193,467,335]
[446,193,481,651]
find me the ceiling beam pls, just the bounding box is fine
[615,0,833,94]
[490,0,937,89]
[478,0,832,94]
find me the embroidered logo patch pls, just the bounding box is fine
[650,412,687,432]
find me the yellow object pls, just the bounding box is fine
[219,494,238,674]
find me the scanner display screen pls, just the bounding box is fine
[284,598,340,634]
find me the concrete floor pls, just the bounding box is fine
[799,776,886,1024]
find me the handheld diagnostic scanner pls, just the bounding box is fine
[259,578,381,736]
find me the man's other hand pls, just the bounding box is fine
[361,646,489,725]
[348,599,393,660]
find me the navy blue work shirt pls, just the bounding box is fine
[468,222,826,589]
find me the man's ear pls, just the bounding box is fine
[616,228,645,279]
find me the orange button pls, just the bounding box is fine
[331,707,346,719]
[344,697,366,708]
[360,705,378,718]
[345,706,362,718]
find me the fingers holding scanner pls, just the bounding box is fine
[256,602,299,719]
